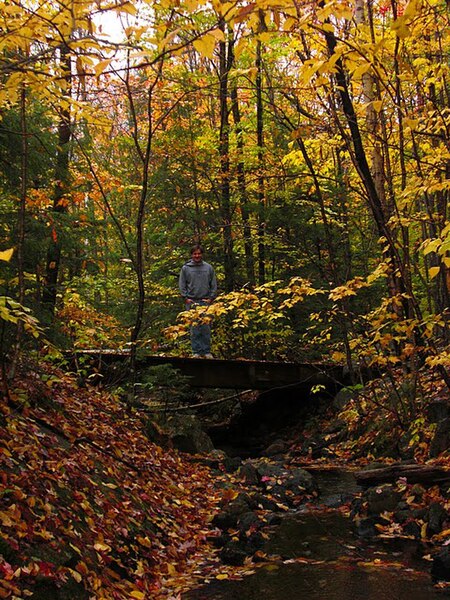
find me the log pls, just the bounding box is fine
[355,463,450,486]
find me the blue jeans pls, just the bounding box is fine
[187,300,211,355]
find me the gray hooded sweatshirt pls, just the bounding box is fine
[179,259,217,301]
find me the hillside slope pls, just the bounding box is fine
[0,362,219,599]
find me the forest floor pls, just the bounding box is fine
[2,359,450,598]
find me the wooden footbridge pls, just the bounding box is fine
[73,350,356,393]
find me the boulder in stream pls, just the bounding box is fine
[432,547,450,582]
[363,484,402,514]
[145,413,214,454]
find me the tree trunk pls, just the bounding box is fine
[126,62,161,378]
[42,45,72,314]
[188,116,202,244]
[9,82,28,379]
[218,23,235,292]
[256,36,266,285]
[230,82,256,288]
[323,25,411,311]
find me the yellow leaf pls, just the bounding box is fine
[216,573,229,580]
[352,63,371,79]
[429,266,440,279]
[283,16,297,30]
[404,117,419,131]
[136,536,152,548]
[258,32,273,43]
[193,34,216,59]
[433,528,450,541]
[94,542,111,552]
[423,238,441,255]
[403,0,420,19]
[391,19,410,38]
[0,248,14,262]
[69,569,82,583]
[94,59,112,77]
[210,28,225,42]
[115,1,137,15]
[183,0,199,10]
[130,592,146,599]
[421,521,428,539]
[371,100,383,112]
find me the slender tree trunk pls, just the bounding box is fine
[323,26,407,302]
[42,45,72,314]
[125,63,161,377]
[256,36,266,285]
[9,82,28,379]
[218,22,235,291]
[324,16,450,389]
[230,82,255,287]
[17,84,27,311]
[188,115,202,243]
[422,77,450,318]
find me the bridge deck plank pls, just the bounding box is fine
[71,350,352,391]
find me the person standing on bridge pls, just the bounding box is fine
[179,244,217,358]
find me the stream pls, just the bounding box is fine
[184,470,449,600]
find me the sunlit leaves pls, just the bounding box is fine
[278,277,324,309]
[193,33,217,59]
[0,248,14,262]
[0,296,42,338]
[328,277,368,301]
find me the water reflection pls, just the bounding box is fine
[184,470,450,600]
[185,562,442,600]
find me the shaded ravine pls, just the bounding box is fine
[184,470,448,600]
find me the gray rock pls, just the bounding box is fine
[427,399,450,423]
[432,547,450,582]
[146,414,214,454]
[363,484,402,515]
[239,462,260,485]
[356,516,379,538]
[333,387,358,411]
[223,456,242,473]
[213,493,254,530]
[237,511,260,532]
[219,540,249,566]
[264,439,289,456]
[430,417,450,458]
[284,468,316,494]
[427,502,448,536]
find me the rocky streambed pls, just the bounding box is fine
[143,384,450,597]
[183,461,450,599]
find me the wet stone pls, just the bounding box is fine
[427,502,448,536]
[222,456,242,473]
[364,484,402,515]
[237,511,260,532]
[239,462,260,484]
[432,546,450,582]
[219,540,249,566]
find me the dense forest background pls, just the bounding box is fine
[1,2,450,596]
[1,0,449,374]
